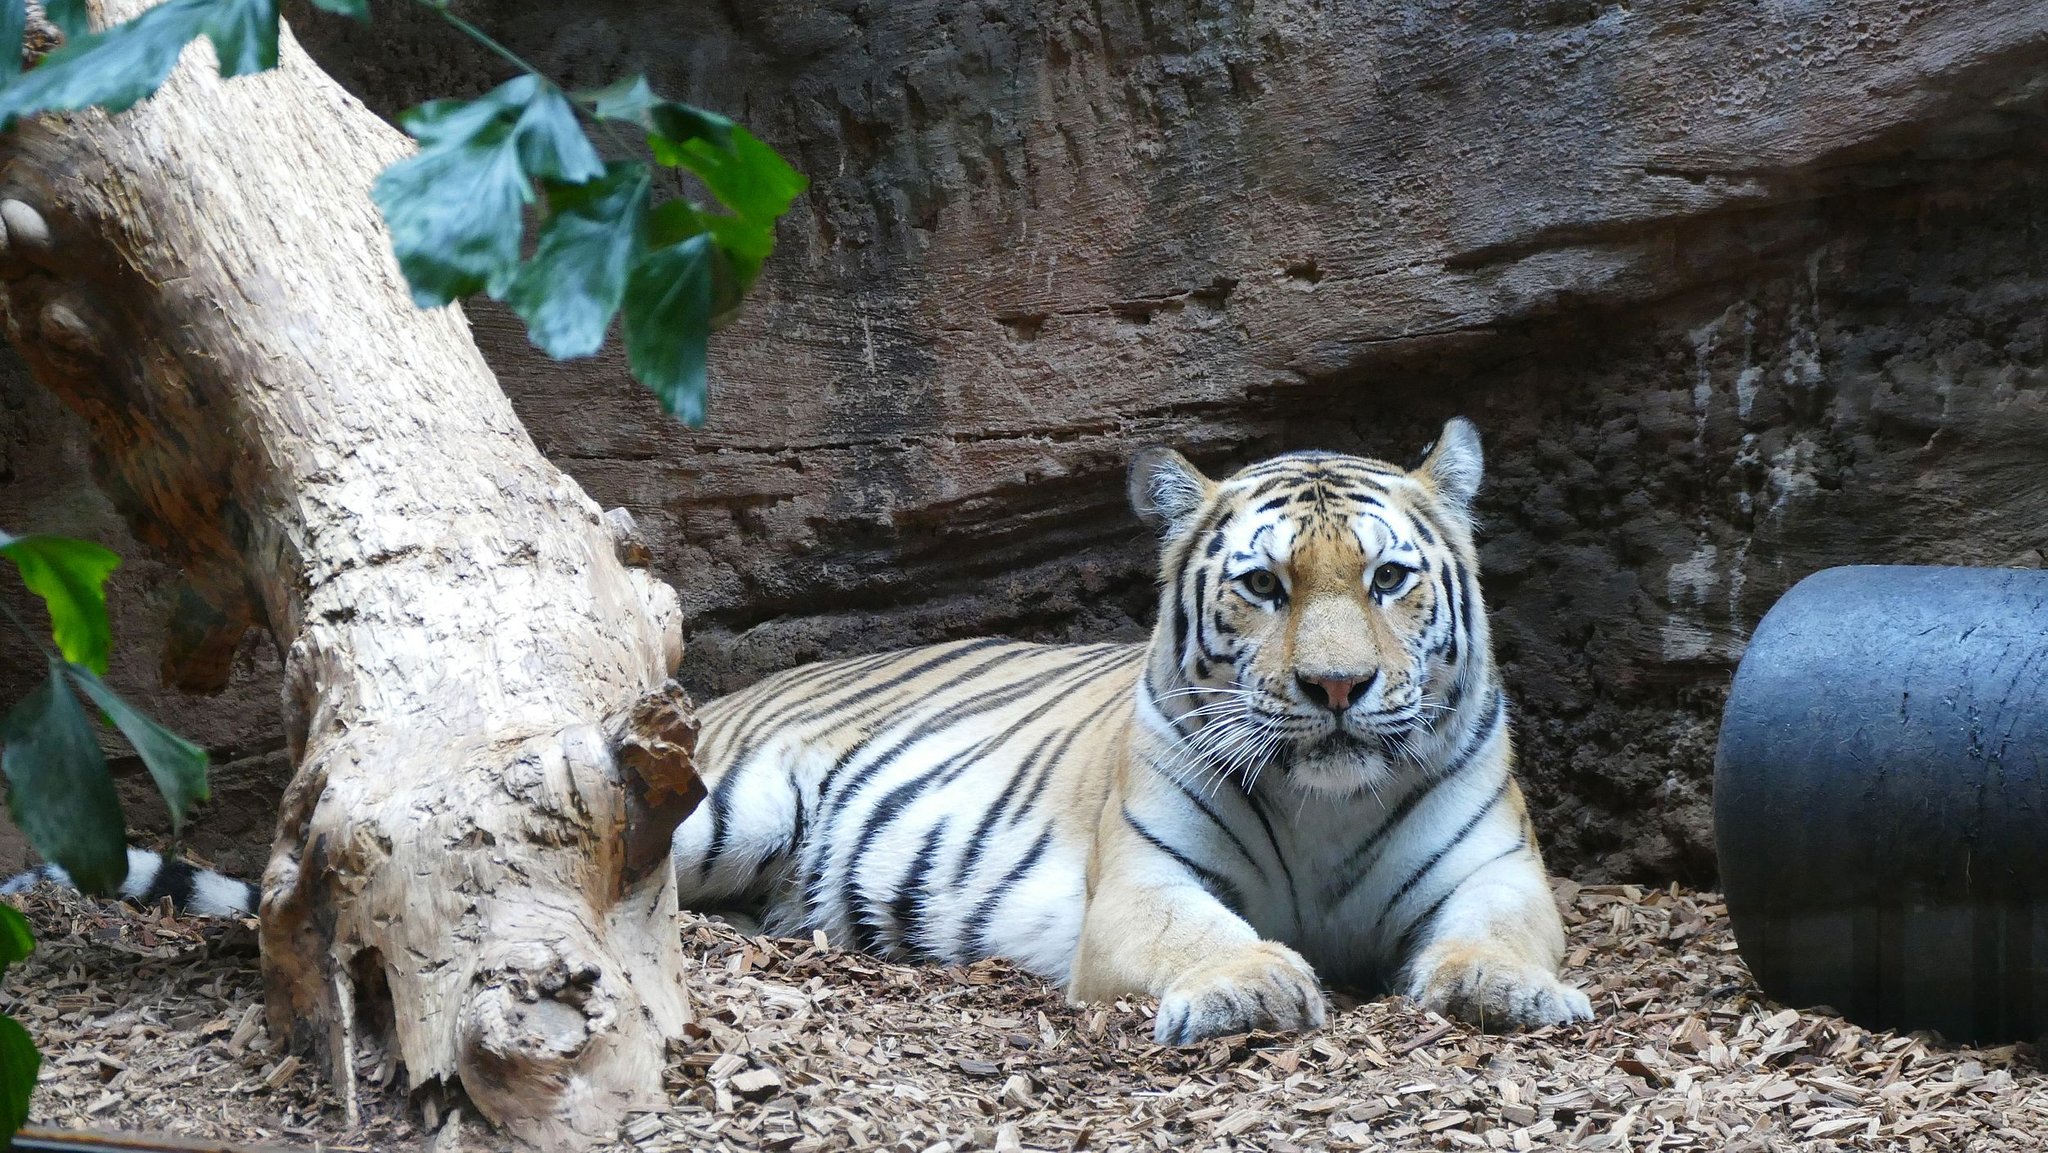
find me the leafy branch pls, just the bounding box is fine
[0,0,808,425]
[0,533,208,896]
[0,533,209,1144]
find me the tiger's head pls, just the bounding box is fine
[1130,418,1492,798]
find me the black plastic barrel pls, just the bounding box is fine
[1715,565,2048,1044]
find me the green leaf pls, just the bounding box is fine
[0,660,127,897]
[0,532,118,675]
[43,0,87,41]
[646,199,705,249]
[623,233,713,426]
[645,201,754,328]
[375,75,603,307]
[579,76,737,155]
[500,82,603,185]
[199,0,279,77]
[506,161,651,360]
[0,0,210,127]
[0,0,280,128]
[0,906,31,973]
[0,1014,36,1142]
[378,97,526,305]
[374,120,525,306]
[579,74,657,125]
[66,665,207,836]
[701,214,773,281]
[647,100,734,153]
[305,0,368,22]
[0,0,25,83]
[652,125,805,226]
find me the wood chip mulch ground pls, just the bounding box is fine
[2,881,2041,1152]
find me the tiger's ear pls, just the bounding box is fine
[1417,417,1483,512]
[1128,447,1212,534]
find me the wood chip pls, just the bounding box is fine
[1392,1022,1455,1055]
[1421,1109,1474,1131]
[956,1057,1000,1077]
[728,1067,782,1099]
[3,880,2045,1152]
[226,1002,264,1056]
[260,1055,300,1090]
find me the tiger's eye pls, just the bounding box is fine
[1372,563,1410,594]
[1241,569,1282,599]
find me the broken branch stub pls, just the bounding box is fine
[613,680,706,885]
[0,3,703,1148]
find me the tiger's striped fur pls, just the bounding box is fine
[0,847,257,917]
[673,419,1591,1043]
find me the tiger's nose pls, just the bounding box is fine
[1296,671,1374,712]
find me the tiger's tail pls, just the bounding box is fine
[0,847,258,917]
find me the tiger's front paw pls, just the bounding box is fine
[1408,947,1592,1032]
[1153,942,1327,1046]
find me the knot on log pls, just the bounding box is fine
[468,941,617,1063]
[0,198,53,269]
[611,681,705,883]
[602,506,652,567]
[16,5,62,68]
[29,288,112,379]
[39,295,99,355]
[460,939,629,1146]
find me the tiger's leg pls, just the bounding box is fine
[1394,781,1592,1030]
[1068,822,1326,1045]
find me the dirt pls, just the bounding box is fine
[6,881,2041,1152]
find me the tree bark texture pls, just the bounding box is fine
[7,2,2048,887]
[0,7,701,1149]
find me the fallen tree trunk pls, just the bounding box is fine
[0,6,703,1148]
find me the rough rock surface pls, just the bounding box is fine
[7,1,2048,880]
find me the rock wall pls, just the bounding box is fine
[4,0,2048,880]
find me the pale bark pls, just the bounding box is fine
[0,5,702,1148]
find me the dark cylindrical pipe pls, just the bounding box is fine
[1715,564,2048,1045]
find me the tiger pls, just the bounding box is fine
[2,420,1590,1043]
[672,418,1592,1043]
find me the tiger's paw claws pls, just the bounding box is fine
[1153,942,1327,1046]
